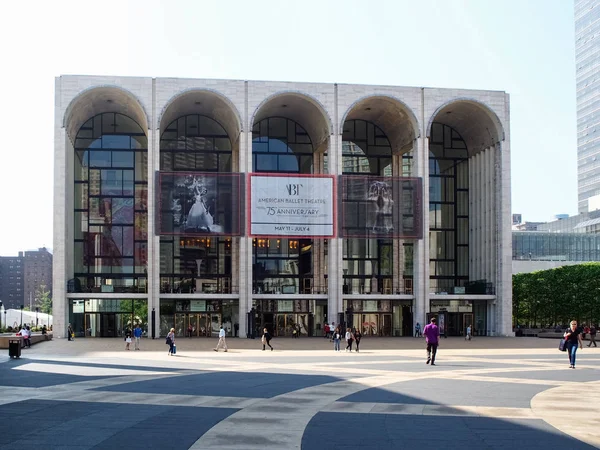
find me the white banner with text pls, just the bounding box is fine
[250,175,335,237]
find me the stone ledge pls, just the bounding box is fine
[0,333,53,349]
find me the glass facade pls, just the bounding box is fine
[428,122,469,294]
[342,120,414,294]
[576,0,600,212]
[73,113,148,293]
[69,298,148,337]
[251,118,315,294]
[159,115,233,294]
[513,231,600,261]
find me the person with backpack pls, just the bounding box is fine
[262,327,273,351]
[333,327,341,352]
[588,324,597,348]
[345,328,354,352]
[166,328,176,356]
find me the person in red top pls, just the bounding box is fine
[423,317,440,366]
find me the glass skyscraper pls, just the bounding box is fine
[576,0,600,213]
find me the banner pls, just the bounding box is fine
[340,176,423,239]
[158,172,242,236]
[250,174,335,237]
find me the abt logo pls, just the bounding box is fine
[286,184,303,195]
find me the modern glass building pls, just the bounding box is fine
[53,76,512,338]
[576,0,600,213]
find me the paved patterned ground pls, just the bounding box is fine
[0,337,598,449]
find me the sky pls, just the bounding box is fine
[0,0,577,256]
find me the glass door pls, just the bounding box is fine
[101,313,117,337]
[362,314,379,336]
[210,314,221,337]
[381,314,392,337]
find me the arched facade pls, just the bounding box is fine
[54,76,512,339]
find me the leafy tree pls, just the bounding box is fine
[36,284,52,315]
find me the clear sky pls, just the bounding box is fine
[0,0,576,256]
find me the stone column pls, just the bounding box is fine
[327,131,342,323]
[413,135,428,329]
[238,130,251,338]
[148,125,161,339]
[53,124,68,339]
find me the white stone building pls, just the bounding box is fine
[53,75,512,339]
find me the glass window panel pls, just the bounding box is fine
[74,241,85,273]
[101,170,122,195]
[278,154,298,172]
[112,151,134,168]
[74,183,88,209]
[103,135,131,149]
[135,152,148,182]
[135,213,148,240]
[219,154,232,172]
[268,118,287,138]
[186,115,199,136]
[102,113,116,134]
[122,170,134,196]
[112,198,134,225]
[75,151,88,181]
[123,226,134,256]
[196,153,218,170]
[135,185,148,210]
[256,154,277,171]
[199,116,227,136]
[173,152,195,170]
[160,152,173,171]
[133,134,148,149]
[135,243,148,271]
[114,113,142,134]
[74,212,87,239]
[89,151,111,167]
[214,138,231,151]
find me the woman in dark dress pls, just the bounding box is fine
[564,320,584,368]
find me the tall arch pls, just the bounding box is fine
[426,98,505,156]
[251,92,332,149]
[64,86,149,144]
[341,95,420,154]
[159,89,243,140]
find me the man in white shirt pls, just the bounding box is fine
[466,325,472,340]
[214,325,228,352]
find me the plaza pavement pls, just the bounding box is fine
[0,336,598,449]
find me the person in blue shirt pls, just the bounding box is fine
[133,324,143,350]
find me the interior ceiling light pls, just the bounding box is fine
[446,111,452,114]
[365,107,372,111]
[281,104,288,108]
[106,99,113,103]
[195,101,202,105]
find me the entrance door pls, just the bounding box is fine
[101,313,117,337]
[210,314,221,337]
[362,314,379,336]
[381,314,392,337]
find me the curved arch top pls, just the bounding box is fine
[426,98,505,155]
[340,95,420,153]
[158,88,243,141]
[250,91,333,148]
[63,85,150,143]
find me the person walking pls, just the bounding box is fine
[124,329,132,350]
[187,324,193,338]
[330,322,336,341]
[133,324,143,350]
[214,325,228,352]
[564,320,583,368]
[588,324,597,348]
[415,322,421,338]
[166,328,176,355]
[465,325,472,341]
[23,326,31,348]
[354,328,362,352]
[423,317,440,365]
[333,327,341,351]
[324,322,330,339]
[262,327,273,351]
[67,323,74,341]
[345,328,354,352]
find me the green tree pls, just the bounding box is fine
[36,284,52,315]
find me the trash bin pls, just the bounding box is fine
[8,338,21,358]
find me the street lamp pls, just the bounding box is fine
[0,300,3,331]
[20,305,24,328]
[35,307,39,327]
